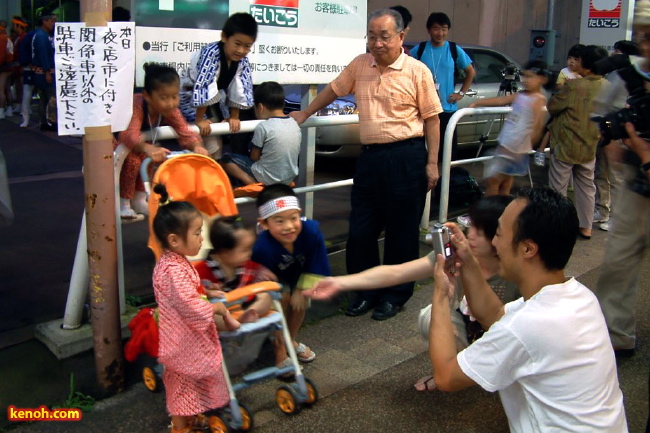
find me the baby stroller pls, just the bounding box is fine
[126,153,319,432]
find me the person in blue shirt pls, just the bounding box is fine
[31,13,57,131]
[252,183,331,371]
[412,12,475,161]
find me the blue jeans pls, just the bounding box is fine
[220,152,256,187]
[346,137,428,307]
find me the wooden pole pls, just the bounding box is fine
[79,0,125,394]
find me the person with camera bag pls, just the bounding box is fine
[593,0,650,359]
[412,12,475,162]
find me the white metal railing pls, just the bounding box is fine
[63,107,526,329]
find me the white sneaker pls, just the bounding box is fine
[0,109,5,120]
[4,107,13,117]
[593,210,608,223]
[600,221,611,231]
[12,104,21,114]
[20,116,29,127]
[457,215,471,228]
[131,191,149,216]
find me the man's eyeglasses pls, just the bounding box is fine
[366,32,401,45]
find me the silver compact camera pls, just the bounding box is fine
[428,223,453,260]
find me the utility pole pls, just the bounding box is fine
[79,0,125,394]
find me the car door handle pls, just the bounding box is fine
[464,89,477,97]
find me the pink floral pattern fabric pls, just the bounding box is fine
[153,250,229,416]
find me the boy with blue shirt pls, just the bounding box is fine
[412,12,475,161]
[252,184,330,369]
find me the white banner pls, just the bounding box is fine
[135,26,364,85]
[54,22,136,135]
[580,0,634,51]
[134,0,366,85]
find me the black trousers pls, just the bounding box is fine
[346,137,428,307]
[438,111,459,162]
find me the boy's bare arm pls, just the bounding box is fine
[250,147,262,162]
[468,93,517,108]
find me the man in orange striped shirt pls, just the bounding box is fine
[291,8,442,320]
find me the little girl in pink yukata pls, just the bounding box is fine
[151,183,239,433]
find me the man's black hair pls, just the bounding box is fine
[567,43,585,59]
[469,195,514,242]
[581,45,609,72]
[390,5,412,29]
[426,12,451,30]
[254,81,285,111]
[614,40,640,56]
[143,63,180,93]
[222,12,258,40]
[513,187,578,271]
[256,183,297,209]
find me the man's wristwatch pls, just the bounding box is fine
[458,91,465,97]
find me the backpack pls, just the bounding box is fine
[414,41,466,82]
[18,30,35,67]
[433,166,483,208]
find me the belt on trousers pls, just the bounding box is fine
[361,137,424,152]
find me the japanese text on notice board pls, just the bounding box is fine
[54,22,135,135]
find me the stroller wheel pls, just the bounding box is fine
[142,366,160,393]
[208,414,229,433]
[276,385,301,415]
[227,402,254,432]
[303,378,319,405]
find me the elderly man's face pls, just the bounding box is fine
[367,14,404,67]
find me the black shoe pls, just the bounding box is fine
[371,301,401,321]
[614,348,635,358]
[40,122,57,131]
[345,299,375,317]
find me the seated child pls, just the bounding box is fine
[150,183,238,433]
[117,63,207,219]
[220,81,301,187]
[194,215,275,324]
[179,13,258,159]
[252,184,331,369]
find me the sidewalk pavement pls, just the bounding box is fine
[1,114,649,432]
[3,230,650,432]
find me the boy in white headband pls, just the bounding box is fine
[252,184,331,370]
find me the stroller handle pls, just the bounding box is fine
[141,150,192,196]
[209,281,283,306]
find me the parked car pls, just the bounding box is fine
[284,45,522,158]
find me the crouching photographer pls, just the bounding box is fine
[593,0,650,362]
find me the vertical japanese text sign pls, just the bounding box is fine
[54,22,136,136]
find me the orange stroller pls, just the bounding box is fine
[127,153,318,432]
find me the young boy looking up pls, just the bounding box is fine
[252,184,331,369]
[179,13,257,158]
[220,81,302,186]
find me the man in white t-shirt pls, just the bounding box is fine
[429,187,627,432]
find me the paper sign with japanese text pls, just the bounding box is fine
[54,22,135,135]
